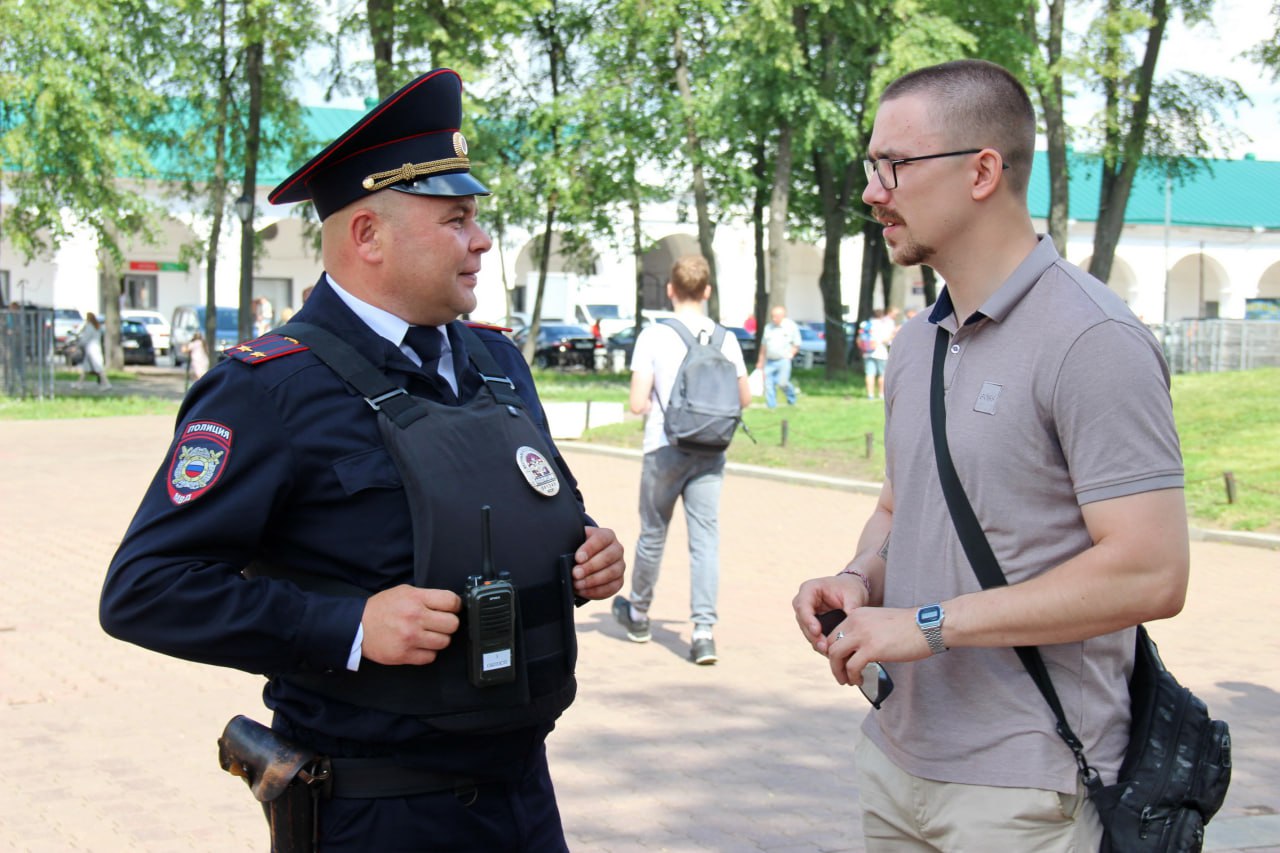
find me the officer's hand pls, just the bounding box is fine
[572,526,625,600]
[360,585,462,666]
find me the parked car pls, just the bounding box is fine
[726,326,759,366]
[604,321,648,365]
[119,318,156,365]
[171,305,241,365]
[794,325,826,368]
[65,318,155,366]
[52,308,84,356]
[514,323,600,369]
[122,309,172,359]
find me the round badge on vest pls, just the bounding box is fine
[516,446,560,496]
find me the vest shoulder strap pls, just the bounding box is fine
[275,321,428,428]
[453,322,525,410]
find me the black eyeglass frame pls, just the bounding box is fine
[863,148,1007,190]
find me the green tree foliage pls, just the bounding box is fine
[0,0,168,263]
[1076,0,1247,285]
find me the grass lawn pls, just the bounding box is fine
[568,366,1280,535]
[4,363,1275,534]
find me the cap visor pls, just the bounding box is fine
[391,172,491,198]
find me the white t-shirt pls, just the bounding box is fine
[630,315,748,454]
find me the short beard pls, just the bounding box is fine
[874,205,936,268]
[889,238,936,268]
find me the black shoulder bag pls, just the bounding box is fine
[928,327,1231,852]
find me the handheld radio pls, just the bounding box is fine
[465,505,517,687]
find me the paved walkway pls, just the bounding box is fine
[1,416,1277,852]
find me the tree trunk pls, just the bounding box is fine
[1037,0,1070,255]
[631,195,645,338]
[239,27,264,342]
[813,148,856,377]
[1090,0,1168,283]
[751,142,767,346]
[206,0,230,357]
[525,206,556,363]
[767,124,792,313]
[367,0,395,98]
[672,25,718,321]
[921,265,937,306]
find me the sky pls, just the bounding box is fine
[305,0,1280,162]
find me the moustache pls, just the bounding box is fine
[872,206,903,228]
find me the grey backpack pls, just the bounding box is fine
[657,319,742,454]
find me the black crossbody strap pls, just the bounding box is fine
[928,326,1100,790]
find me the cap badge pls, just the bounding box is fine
[515,446,560,497]
[453,132,468,157]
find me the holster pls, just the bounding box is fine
[218,715,331,853]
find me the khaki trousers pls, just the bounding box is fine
[854,736,1104,852]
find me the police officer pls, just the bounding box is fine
[100,69,625,851]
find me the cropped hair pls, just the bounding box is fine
[670,255,711,302]
[882,59,1035,197]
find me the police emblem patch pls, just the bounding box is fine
[515,446,559,497]
[167,420,233,505]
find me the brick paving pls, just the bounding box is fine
[1,414,1277,852]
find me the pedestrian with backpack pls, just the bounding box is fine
[612,255,750,665]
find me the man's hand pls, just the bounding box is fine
[572,526,625,600]
[792,574,871,656]
[360,585,461,665]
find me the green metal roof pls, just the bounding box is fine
[1026,150,1280,231]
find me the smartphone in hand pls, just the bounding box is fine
[817,609,894,710]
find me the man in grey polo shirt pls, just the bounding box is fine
[793,59,1188,850]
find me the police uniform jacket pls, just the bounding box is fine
[100,277,591,777]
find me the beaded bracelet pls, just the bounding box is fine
[839,567,872,597]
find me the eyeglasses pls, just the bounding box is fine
[859,662,894,710]
[863,149,1007,190]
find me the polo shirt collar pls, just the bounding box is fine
[928,235,1060,329]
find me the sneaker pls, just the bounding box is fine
[690,636,718,665]
[612,596,650,643]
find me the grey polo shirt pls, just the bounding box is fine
[863,236,1183,794]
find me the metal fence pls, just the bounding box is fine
[1153,319,1280,375]
[1,307,58,398]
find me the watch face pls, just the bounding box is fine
[918,604,942,626]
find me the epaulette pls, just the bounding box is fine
[465,321,513,333]
[223,333,310,365]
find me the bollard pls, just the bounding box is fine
[1223,471,1237,505]
[780,419,789,447]
[865,431,874,458]
[585,399,592,430]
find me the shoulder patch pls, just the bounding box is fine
[224,333,310,364]
[465,321,513,333]
[167,421,233,506]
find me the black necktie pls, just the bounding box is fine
[403,325,457,403]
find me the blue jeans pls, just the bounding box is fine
[629,446,724,629]
[764,357,796,408]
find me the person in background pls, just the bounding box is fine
[756,304,800,408]
[793,59,1188,851]
[73,312,110,390]
[183,331,209,382]
[612,255,750,665]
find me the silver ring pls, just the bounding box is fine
[835,631,845,640]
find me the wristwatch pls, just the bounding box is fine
[916,604,948,655]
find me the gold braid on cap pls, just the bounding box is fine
[362,158,471,192]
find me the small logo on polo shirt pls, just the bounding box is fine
[974,382,1003,415]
